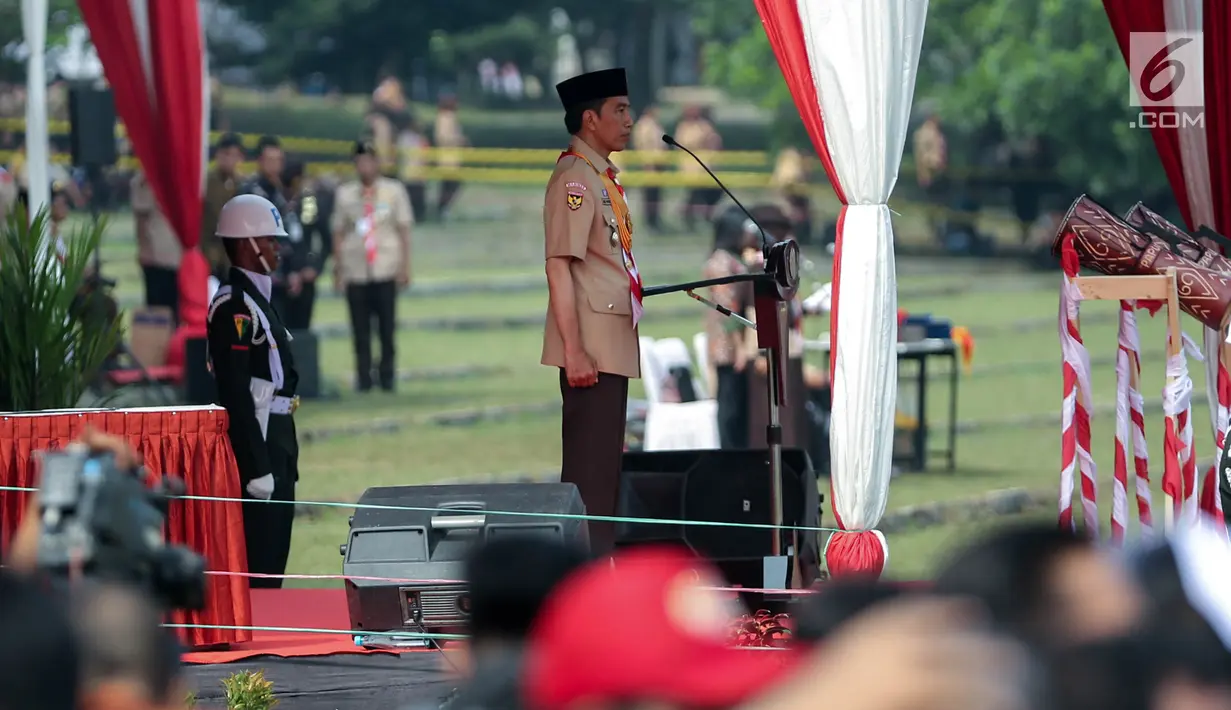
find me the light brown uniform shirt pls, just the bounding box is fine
[675,119,717,174]
[201,169,237,270]
[433,110,465,169]
[331,177,413,284]
[131,172,182,269]
[632,115,665,168]
[541,137,640,379]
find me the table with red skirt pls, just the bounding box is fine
[0,405,252,648]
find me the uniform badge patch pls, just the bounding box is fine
[233,314,252,341]
[566,190,584,211]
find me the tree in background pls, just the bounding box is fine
[694,0,1169,206]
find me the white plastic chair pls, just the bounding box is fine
[652,337,707,400]
[639,336,667,403]
[644,400,720,451]
[692,332,714,399]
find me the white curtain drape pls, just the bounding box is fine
[22,0,49,225]
[804,0,928,575]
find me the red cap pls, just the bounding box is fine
[523,546,801,710]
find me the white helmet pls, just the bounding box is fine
[215,194,288,239]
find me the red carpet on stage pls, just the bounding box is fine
[184,588,426,664]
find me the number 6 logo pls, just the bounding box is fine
[1141,37,1193,102]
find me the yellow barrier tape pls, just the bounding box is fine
[0,116,768,167]
[0,150,775,189]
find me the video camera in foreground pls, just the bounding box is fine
[35,444,207,610]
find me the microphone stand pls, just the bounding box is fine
[650,135,802,568]
[641,248,798,563]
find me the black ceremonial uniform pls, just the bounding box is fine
[207,267,300,588]
[278,187,332,329]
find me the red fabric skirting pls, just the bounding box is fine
[0,406,252,647]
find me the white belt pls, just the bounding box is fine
[270,395,300,416]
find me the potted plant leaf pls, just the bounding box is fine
[0,205,122,411]
[222,669,278,710]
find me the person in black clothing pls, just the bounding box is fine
[274,159,331,330]
[239,136,298,297]
[206,193,300,589]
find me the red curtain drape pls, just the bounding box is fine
[76,0,208,331]
[1204,1,1231,234]
[1103,0,1194,226]
[0,408,251,648]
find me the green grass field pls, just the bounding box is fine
[85,184,1192,580]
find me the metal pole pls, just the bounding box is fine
[766,303,786,556]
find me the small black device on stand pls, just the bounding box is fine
[640,135,803,597]
[69,83,173,405]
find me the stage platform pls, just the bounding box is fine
[183,588,454,710]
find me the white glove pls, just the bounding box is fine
[246,474,275,500]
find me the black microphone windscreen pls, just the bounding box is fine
[662,133,675,146]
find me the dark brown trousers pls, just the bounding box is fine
[559,370,629,554]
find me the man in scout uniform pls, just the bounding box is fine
[542,67,639,554]
[201,132,245,278]
[206,193,301,589]
[330,140,413,392]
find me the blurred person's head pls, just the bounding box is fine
[463,536,589,660]
[524,546,802,710]
[1047,637,1151,710]
[1131,539,1231,710]
[255,135,284,183]
[50,181,71,222]
[72,582,187,710]
[353,140,380,184]
[0,571,80,710]
[281,159,305,197]
[934,523,1144,647]
[556,68,633,154]
[213,133,245,176]
[682,105,702,121]
[791,579,909,645]
[438,94,459,112]
[748,204,793,244]
[713,205,758,255]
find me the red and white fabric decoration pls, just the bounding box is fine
[77,0,210,331]
[1059,237,1099,535]
[1112,301,1154,542]
[1105,0,1231,529]
[755,0,928,578]
[1163,333,1203,518]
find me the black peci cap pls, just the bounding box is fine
[354,140,377,157]
[555,68,628,110]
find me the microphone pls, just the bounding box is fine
[662,133,771,254]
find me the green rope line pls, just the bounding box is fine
[0,485,843,533]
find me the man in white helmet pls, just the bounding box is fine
[206,193,301,588]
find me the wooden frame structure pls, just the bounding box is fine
[1071,268,1184,531]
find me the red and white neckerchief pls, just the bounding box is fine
[557,150,644,325]
[362,186,378,266]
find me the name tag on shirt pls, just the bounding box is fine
[355,216,372,235]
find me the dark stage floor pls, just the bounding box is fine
[182,588,455,709]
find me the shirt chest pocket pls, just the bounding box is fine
[586,286,631,316]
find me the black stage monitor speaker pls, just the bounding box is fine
[68,86,118,167]
[342,483,589,644]
[616,449,821,590]
[289,329,321,399]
